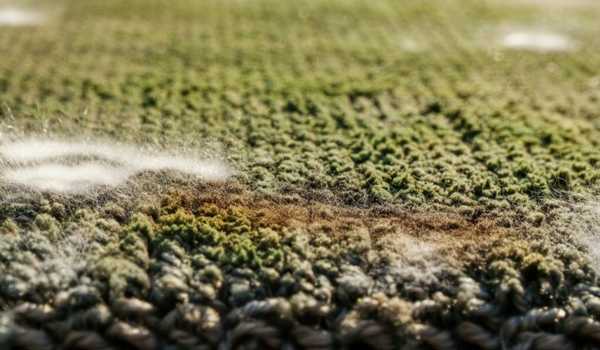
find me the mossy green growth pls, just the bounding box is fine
[1,0,600,210]
[123,207,286,271]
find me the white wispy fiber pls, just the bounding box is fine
[551,197,600,272]
[501,31,574,52]
[0,138,232,193]
[0,7,44,26]
[3,163,130,193]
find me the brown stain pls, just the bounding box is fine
[158,182,515,265]
[8,179,519,266]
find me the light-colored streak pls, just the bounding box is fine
[3,163,131,193]
[0,7,44,26]
[501,31,574,52]
[0,138,232,193]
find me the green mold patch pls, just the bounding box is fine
[1,0,600,211]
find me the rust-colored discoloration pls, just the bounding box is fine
[156,182,515,265]
[1,179,520,266]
